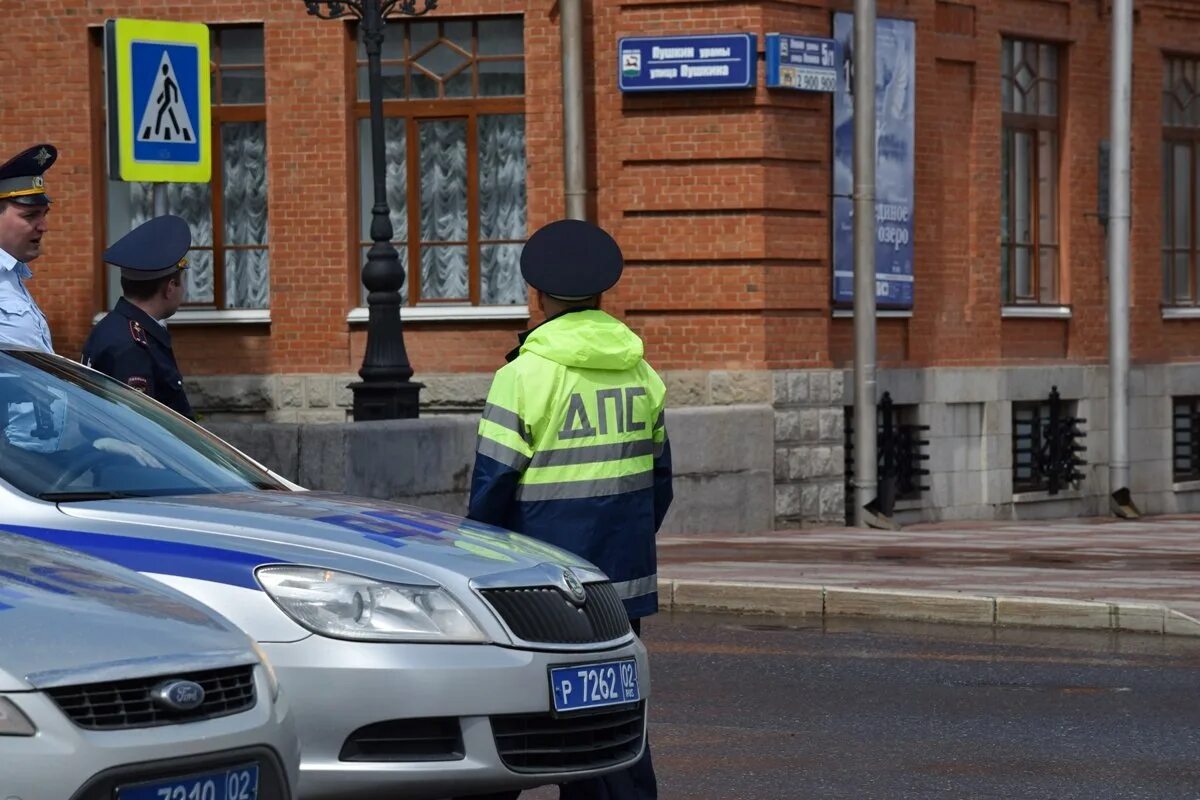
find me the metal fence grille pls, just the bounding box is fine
[844,393,930,522]
[1012,386,1086,494]
[1172,396,1200,482]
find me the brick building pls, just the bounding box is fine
[5,0,1200,526]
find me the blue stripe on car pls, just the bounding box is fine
[0,587,26,610]
[0,526,275,590]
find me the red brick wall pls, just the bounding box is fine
[3,0,1198,380]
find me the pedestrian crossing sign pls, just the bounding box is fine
[105,18,211,183]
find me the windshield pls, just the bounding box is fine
[0,350,285,500]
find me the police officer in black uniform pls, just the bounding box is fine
[82,215,194,419]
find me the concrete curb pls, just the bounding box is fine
[663,579,1200,638]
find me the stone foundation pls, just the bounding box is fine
[206,404,775,535]
[191,364,1200,528]
[187,369,777,423]
[771,370,847,528]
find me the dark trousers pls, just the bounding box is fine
[454,619,658,800]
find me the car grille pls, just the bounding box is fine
[479,581,631,644]
[340,716,464,762]
[47,664,256,730]
[492,702,645,774]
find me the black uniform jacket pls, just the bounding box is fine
[82,298,194,419]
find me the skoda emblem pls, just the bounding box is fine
[562,570,587,605]
[152,679,206,712]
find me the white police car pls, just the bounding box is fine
[0,349,650,799]
[0,530,300,799]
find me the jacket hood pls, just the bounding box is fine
[520,310,644,370]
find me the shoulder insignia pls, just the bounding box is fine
[129,319,148,346]
[126,376,150,394]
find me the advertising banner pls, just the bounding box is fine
[831,14,915,308]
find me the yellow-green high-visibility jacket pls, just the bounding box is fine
[468,308,673,618]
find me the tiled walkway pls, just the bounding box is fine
[658,515,1200,620]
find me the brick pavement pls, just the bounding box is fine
[657,515,1200,634]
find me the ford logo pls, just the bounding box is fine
[562,569,587,605]
[152,679,206,712]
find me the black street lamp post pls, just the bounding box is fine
[304,0,434,420]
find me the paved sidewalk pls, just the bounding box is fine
[657,515,1200,636]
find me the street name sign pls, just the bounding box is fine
[765,33,840,93]
[618,34,757,92]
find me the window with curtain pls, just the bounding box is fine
[354,17,527,307]
[103,26,269,311]
[1000,39,1061,305]
[1163,56,1200,306]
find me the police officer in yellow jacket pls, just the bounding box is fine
[467,219,671,800]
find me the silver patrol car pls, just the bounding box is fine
[0,349,651,800]
[0,530,300,800]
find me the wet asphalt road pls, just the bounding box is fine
[528,612,1200,800]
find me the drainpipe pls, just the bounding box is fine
[853,0,879,527]
[560,0,587,220]
[1108,0,1138,518]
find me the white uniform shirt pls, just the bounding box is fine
[0,248,60,451]
[0,247,53,353]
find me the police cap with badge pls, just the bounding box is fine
[0,144,57,206]
[104,214,191,282]
[520,219,624,300]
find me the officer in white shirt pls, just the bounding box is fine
[0,145,159,469]
[0,143,55,353]
[0,144,62,452]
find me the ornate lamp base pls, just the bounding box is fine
[350,380,425,421]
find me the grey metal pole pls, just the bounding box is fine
[1108,0,1134,514]
[152,183,167,217]
[560,0,587,220]
[853,0,878,526]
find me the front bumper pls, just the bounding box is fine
[67,746,292,800]
[263,636,651,800]
[0,666,300,800]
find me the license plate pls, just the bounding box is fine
[550,658,640,713]
[117,763,259,800]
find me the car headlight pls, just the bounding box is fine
[255,566,486,643]
[0,698,36,736]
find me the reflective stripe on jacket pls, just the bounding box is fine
[468,308,673,619]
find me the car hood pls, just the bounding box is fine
[50,491,601,590]
[0,532,254,691]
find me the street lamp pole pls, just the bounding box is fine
[304,0,434,420]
